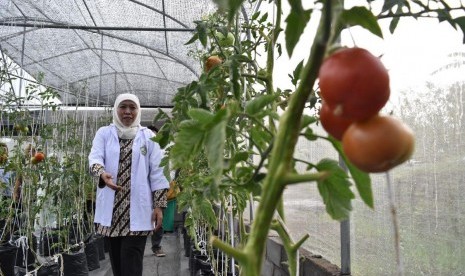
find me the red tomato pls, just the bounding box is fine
[33,152,45,163]
[318,47,390,121]
[342,115,414,173]
[319,103,353,140]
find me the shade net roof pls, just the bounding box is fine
[0,0,220,107]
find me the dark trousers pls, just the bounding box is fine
[151,226,164,251]
[107,236,147,276]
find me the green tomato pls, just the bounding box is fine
[215,31,235,47]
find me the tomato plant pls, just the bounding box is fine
[342,115,414,173]
[153,1,463,275]
[319,102,354,140]
[318,47,390,121]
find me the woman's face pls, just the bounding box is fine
[117,100,138,127]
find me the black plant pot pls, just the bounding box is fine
[95,234,105,260]
[0,242,17,276]
[193,255,212,276]
[84,237,100,271]
[188,246,202,271]
[37,262,60,276]
[61,250,89,276]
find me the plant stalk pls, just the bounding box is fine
[241,2,333,275]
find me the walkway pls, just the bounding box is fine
[89,230,190,276]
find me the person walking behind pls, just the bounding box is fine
[88,93,169,276]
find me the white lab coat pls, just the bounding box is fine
[88,124,169,231]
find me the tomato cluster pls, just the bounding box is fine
[318,47,414,173]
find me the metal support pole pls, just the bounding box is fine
[228,194,236,276]
[339,156,351,275]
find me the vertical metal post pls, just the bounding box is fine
[18,23,26,101]
[339,156,351,275]
[98,33,103,104]
[228,194,236,275]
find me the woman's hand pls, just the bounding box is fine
[100,172,122,191]
[151,207,163,231]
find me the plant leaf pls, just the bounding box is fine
[193,196,217,227]
[291,60,304,86]
[185,32,199,45]
[329,137,373,208]
[171,120,205,168]
[454,16,465,43]
[285,2,312,57]
[205,117,227,185]
[338,6,383,39]
[316,158,355,220]
[245,94,277,115]
[211,0,246,24]
[188,108,215,125]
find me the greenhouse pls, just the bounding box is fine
[0,0,464,275]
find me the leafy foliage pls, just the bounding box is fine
[154,1,464,275]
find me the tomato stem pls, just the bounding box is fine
[238,1,335,275]
[282,171,329,185]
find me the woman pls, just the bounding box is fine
[88,93,169,276]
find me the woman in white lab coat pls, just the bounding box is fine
[88,93,169,276]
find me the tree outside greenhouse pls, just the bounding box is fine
[1,0,465,276]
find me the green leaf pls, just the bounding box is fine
[211,0,246,24]
[188,108,214,125]
[151,122,172,149]
[184,33,199,45]
[300,114,317,130]
[193,196,217,227]
[171,120,205,168]
[302,127,318,141]
[389,16,400,34]
[245,94,277,115]
[337,6,383,39]
[329,138,373,208]
[251,11,260,21]
[205,119,227,185]
[206,108,229,129]
[197,22,208,47]
[381,0,403,13]
[454,17,465,44]
[291,60,304,86]
[230,151,249,166]
[316,158,355,220]
[229,58,241,100]
[250,127,271,152]
[284,3,312,57]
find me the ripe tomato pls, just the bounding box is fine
[205,55,222,73]
[319,103,353,140]
[318,47,390,121]
[342,115,414,173]
[33,152,45,163]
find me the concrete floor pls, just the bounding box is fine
[89,230,190,276]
